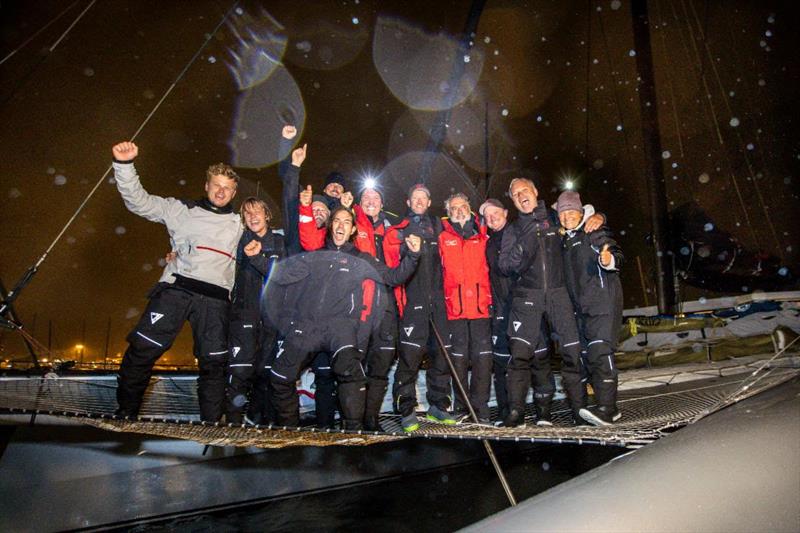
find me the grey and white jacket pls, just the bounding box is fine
[113,161,243,296]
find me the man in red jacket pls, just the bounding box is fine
[439,193,493,423]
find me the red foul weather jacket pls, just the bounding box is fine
[438,217,492,320]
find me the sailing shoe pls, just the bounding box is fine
[579,405,622,426]
[114,407,139,419]
[401,413,420,433]
[534,403,553,426]
[364,415,385,432]
[502,408,526,428]
[426,405,458,425]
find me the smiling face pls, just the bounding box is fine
[243,203,268,236]
[205,174,238,208]
[509,178,538,214]
[559,209,583,230]
[330,208,357,246]
[483,205,508,231]
[312,201,330,228]
[407,189,431,215]
[446,195,471,226]
[360,188,383,219]
[324,182,344,198]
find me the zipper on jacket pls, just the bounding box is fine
[537,229,548,292]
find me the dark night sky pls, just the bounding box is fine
[1,0,798,365]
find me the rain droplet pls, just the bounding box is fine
[680,247,690,256]
[66,236,77,245]
[616,124,623,131]
[142,263,153,272]
[8,188,22,199]
[542,462,550,471]
[108,177,116,185]
[746,143,754,150]
[178,179,186,186]
[536,115,543,122]
[235,7,244,15]
[501,108,509,116]
[778,267,788,276]
[698,173,710,184]
[767,14,775,24]
[46,167,55,175]
[703,223,714,232]
[759,40,767,48]
[484,36,491,43]
[611,0,622,10]
[741,286,749,293]
[207,56,216,64]
[54,174,67,186]
[158,258,167,267]
[699,296,707,304]
[628,49,636,57]
[662,150,671,159]
[765,30,773,37]
[758,79,766,86]
[463,55,471,63]
[619,230,626,236]
[83,67,94,77]
[142,89,155,100]
[352,17,359,25]
[593,159,604,169]
[787,246,793,252]
[114,226,127,235]
[729,117,740,127]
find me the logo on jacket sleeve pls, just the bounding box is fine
[150,312,164,324]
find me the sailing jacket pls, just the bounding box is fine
[499,201,566,299]
[231,229,286,313]
[562,220,623,314]
[383,213,444,318]
[265,239,419,335]
[486,224,516,314]
[113,161,243,298]
[438,217,492,320]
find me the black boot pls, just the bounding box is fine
[579,405,621,426]
[502,408,526,428]
[534,402,553,426]
[364,415,384,432]
[342,419,364,431]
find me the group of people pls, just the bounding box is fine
[111,124,624,432]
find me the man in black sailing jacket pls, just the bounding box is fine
[499,177,603,427]
[266,206,421,429]
[225,197,286,424]
[556,191,624,426]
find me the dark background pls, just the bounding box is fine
[1,0,797,365]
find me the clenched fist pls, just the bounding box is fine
[405,234,422,253]
[282,125,297,140]
[112,142,138,162]
[244,239,262,257]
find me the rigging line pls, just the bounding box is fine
[691,335,799,423]
[675,0,723,146]
[48,0,97,53]
[0,0,79,66]
[595,4,636,173]
[653,0,684,159]
[685,0,783,258]
[583,0,591,160]
[0,1,241,313]
[670,0,758,247]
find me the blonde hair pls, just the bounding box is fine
[206,163,240,183]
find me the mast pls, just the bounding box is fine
[630,0,676,314]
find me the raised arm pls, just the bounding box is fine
[279,125,306,255]
[111,142,183,225]
[590,226,624,271]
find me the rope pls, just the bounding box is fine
[652,0,684,159]
[684,0,783,258]
[667,0,759,248]
[0,0,79,66]
[47,0,97,53]
[1,0,241,310]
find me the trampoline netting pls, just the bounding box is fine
[1,363,796,450]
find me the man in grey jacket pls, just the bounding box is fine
[111,141,243,422]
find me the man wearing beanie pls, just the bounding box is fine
[499,177,604,427]
[322,171,347,211]
[385,182,457,431]
[556,190,624,426]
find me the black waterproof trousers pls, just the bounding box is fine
[506,287,587,415]
[269,318,365,428]
[449,318,493,420]
[117,283,229,422]
[392,300,452,416]
[226,309,278,424]
[576,285,623,409]
[364,307,399,425]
